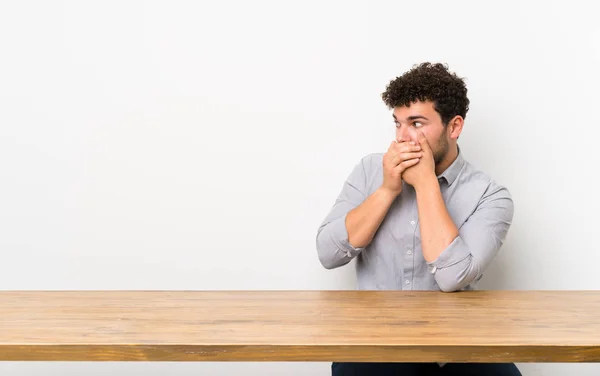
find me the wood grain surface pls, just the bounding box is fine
[0,290,599,362]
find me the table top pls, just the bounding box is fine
[1,290,599,362]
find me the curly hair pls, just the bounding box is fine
[381,62,470,125]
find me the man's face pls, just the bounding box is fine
[393,100,450,166]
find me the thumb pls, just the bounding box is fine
[417,130,430,150]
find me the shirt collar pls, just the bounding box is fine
[437,145,465,187]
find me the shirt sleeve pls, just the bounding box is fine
[427,183,514,292]
[316,156,369,269]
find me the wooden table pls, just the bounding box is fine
[0,290,599,362]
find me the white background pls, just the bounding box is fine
[1,1,599,375]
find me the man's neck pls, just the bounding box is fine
[435,145,459,177]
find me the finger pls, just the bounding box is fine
[394,140,421,152]
[391,152,423,166]
[387,140,407,159]
[416,131,430,150]
[393,157,420,174]
[387,141,420,164]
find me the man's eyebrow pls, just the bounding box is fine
[407,115,428,121]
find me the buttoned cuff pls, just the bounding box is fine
[427,236,471,273]
[329,213,365,259]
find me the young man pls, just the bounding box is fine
[316,63,520,376]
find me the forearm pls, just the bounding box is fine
[415,177,459,262]
[345,187,397,248]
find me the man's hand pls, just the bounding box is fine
[381,140,422,196]
[402,131,436,189]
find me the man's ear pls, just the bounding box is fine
[447,115,464,140]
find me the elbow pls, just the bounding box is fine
[438,281,462,293]
[316,246,348,270]
[316,240,334,270]
[318,254,339,270]
[316,232,355,270]
[315,232,343,270]
[315,217,358,270]
[435,258,480,293]
[435,274,462,292]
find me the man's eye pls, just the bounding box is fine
[413,121,423,127]
[394,121,400,128]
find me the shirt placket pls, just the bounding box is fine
[402,190,419,290]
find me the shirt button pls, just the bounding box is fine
[410,220,416,225]
[407,250,412,255]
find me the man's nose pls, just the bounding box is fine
[396,124,414,143]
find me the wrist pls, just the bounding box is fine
[415,174,439,195]
[377,186,401,202]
